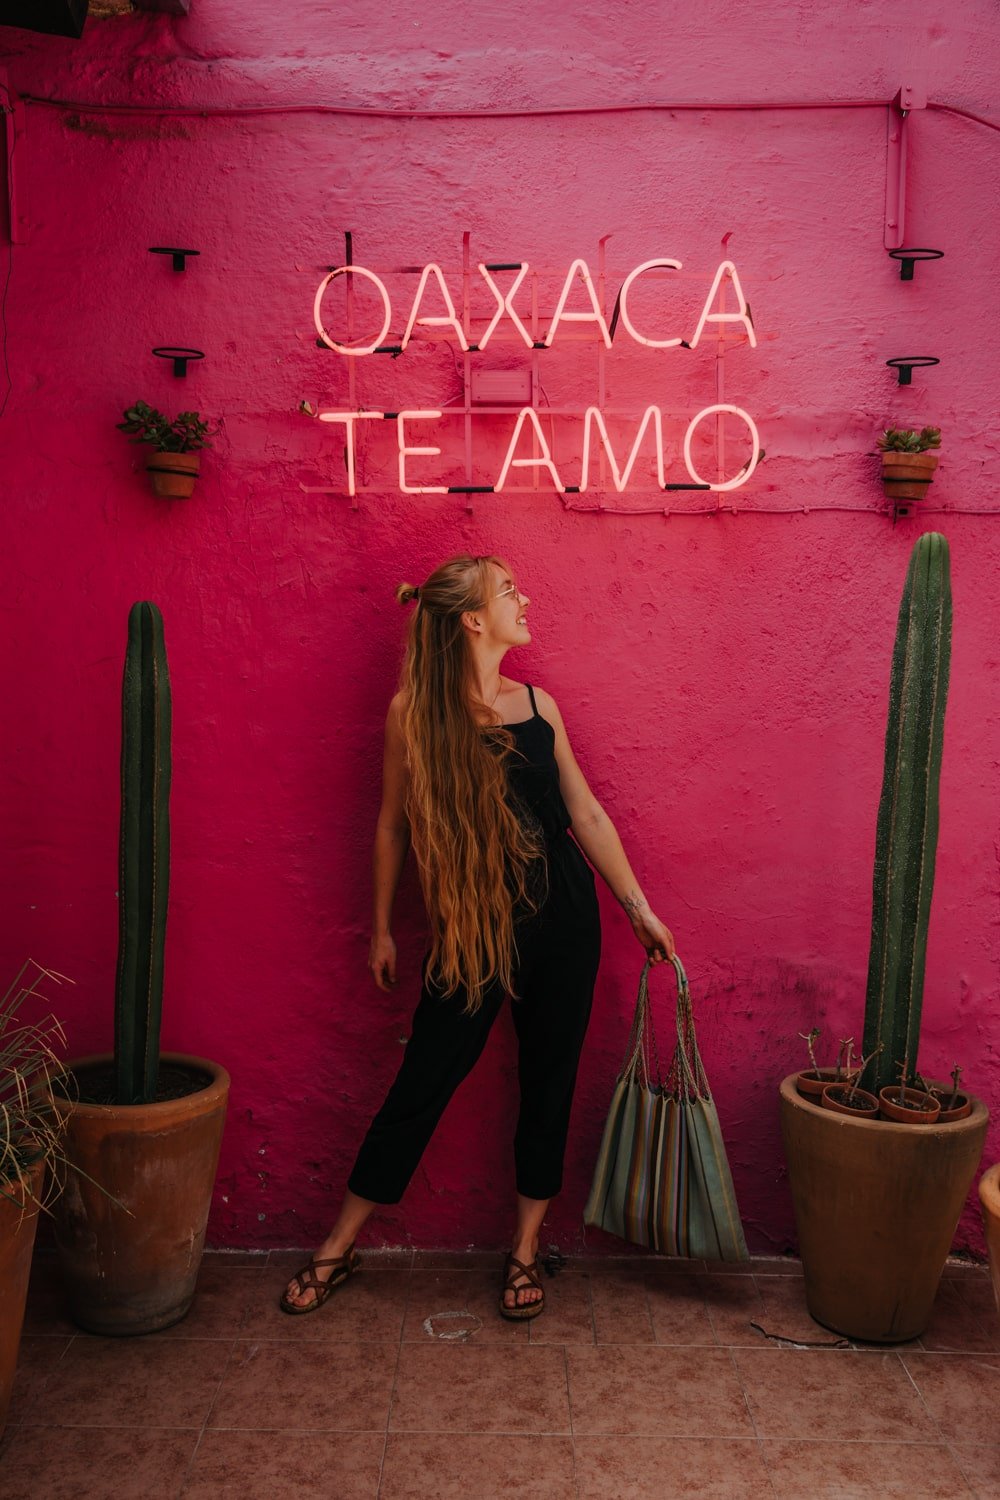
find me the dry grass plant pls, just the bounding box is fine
[0,959,74,1218]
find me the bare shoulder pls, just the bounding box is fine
[385,691,407,733]
[530,685,565,725]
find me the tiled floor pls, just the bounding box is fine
[3,1249,999,1498]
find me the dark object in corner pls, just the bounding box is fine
[0,0,89,37]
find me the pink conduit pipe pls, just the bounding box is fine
[20,93,1000,132]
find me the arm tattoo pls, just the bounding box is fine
[621,889,648,919]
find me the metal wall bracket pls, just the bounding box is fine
[884,81,926,251]
[1,74,28,245]
[133,0,191,13]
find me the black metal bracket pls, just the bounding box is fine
[149,247,200,273]
[888,247,943,282]
[152,346,205,378]
[886,356,939,386]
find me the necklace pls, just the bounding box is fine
[489,676,504,709]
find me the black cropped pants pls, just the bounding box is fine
[348,835,602,1204]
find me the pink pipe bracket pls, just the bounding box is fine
[884,81,927,250]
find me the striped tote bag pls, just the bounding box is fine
[584,956,748,1261]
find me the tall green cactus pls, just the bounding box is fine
[114,602,171,1106]
[862,533,951,1096]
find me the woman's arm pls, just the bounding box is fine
[369,694,411,991]
[533,687,675,963]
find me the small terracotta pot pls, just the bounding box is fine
[922,1079,973,1123]
[796,1068,841,1101]
[878,1087,940,1124]
[933,1093,972,1123]
[146,450,200,498]
[822,1083,880,1118]
[880,450,938,503]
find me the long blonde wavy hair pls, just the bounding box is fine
[396,554,544,1013]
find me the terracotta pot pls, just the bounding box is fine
[880,450,939,503]
[924,1079,973,1123]
[878,1087,940,1124]
[780,1073,989,1342]
[821,1083,879,1118]
[146,450,200,498]
[0,1160,45,1437]
[52,1053,229,1335]
[796,1068,841,1100]
[933,1094,972,1124]
[978,1162,1000,1315]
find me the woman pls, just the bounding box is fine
[281,553,674,1319]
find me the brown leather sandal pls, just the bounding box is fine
[279,1244,359,1315]
[499,1253,545,1321]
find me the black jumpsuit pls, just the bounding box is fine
[348,685,602,1204]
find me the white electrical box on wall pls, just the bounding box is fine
[470,369,533,405]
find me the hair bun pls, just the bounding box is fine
[396,582,420,606]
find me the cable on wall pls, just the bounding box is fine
[14,93,1000,133]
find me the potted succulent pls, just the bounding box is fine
[51,603,230,1335]
[1,961,71,1434]
[876,425,941,507]
[781,533,989,1343]
[820,1043,881,1118]
[795,1028,853,1100]
[117,400,216,498]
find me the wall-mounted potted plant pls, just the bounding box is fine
[51,603,230,1335]
[780,533,989,1343]
[1,961,71,1435]
[876,425,941,508]
[117,401,216,498]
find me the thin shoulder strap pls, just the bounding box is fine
[526,683,539,717]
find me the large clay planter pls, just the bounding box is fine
[0,1160,45,1437]
[781,1073,988,1342]
[52,1053,229,1336]
[979,1163,1000,1315]
[146,450,200,498]
[880,450,938,504]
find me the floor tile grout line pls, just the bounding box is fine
[750,1421,785,1500]
[726,1344,765,1447]
[947,1434,995,1494]
[175,1332,239,1488]
[559,1344,582,1500]
[938,1442,981,1499]
[892,1349,953,1449]
[376,1265,412,1496]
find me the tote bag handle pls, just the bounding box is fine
[624,956,711,1101]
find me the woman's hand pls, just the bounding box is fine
[369,933,398,991]
[629,909,676,964]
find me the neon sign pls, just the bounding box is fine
[310,251,762,499]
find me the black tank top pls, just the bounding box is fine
[497,684,573,844]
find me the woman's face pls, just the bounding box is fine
[484,562,531,647]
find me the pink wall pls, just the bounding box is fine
[3,2,1000,1253]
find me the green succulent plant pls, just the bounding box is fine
[117,401,216,453]
[876,426,941,454]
